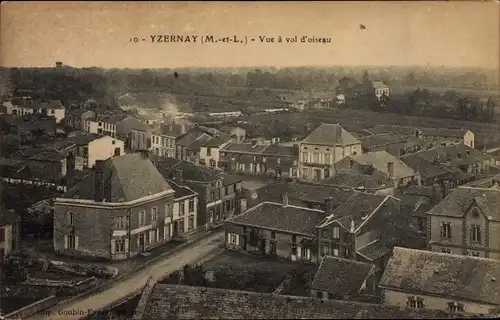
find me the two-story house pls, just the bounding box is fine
[371,81,390,101]
[5,99,66,123]
[53,153,176,260]
[199,136,232,169]
[335,150,420,189]
[131,125,178,158]
[426,186,500,260]
[220,142,299,178]
[299,123,362,181]
[380,247,500,316]
[74,133,125,169]
[360,133,425,156]
[157,158,242,229]
[65,109,96,131]
[225,193,324,263]
[165,179,198,240]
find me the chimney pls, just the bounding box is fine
[431,184,443,204]
[175,169,183,182]
[181,125,187,134]
[350,218,355,233]
[324,197,335,216]
[94,160,105,202]
[387,162,394,178]
[336,125,342,141]
[282,193,289,207]
[240,198,247,213]
[65,152,76,188]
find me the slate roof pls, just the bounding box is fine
[356,240,393,262]
[157,158,222,183]
[400,154,450,180]
[462,173,500,188]
[221,143,298,157]
[102,114,127,124]
[166,179,197,199]
[420,127,469,138]
[404,185,439,198]
[409,144,491,164]
[186,134,212,151]
[40,100,64,109]
[139,284,475,319]
[372,81,389,89]
[319,171,392,190]
[380,247,500,306]
[75,132,106,146]
[27,151,65,162]
[222,174,242,186]
[426,187,500,221]
[370,125,417,135]
[228,202,324,236]
[344,151,416,179]
[311,256,374,296]
[302,123,361,146]
[203,136,232,148]
[61,153,173,202]
[361,133,409,149]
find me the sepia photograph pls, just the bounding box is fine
[0,1,499,319]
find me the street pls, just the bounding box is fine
[27,231,225,320]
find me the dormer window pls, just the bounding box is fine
[471,207,480,217]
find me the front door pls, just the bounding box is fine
[315,169,321,181]
[138,234,145,252]
[173,221,178,237]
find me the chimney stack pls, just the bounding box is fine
[387,162,394,178]
[94,160,105,202]
[175,169,183,182]
[324,197,335,216]
[65,152,76,188]
[282,192,289,207]
[336,125,342,141]
[181,125,187,134]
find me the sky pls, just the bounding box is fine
[1,1,499,69]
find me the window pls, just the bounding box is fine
[314,153,319,163]
[115,239,125,253]
[440,222,452,239]
[332,227,340,239]
[151,207,158,222]
[188,216,194,230]
[324,154,331,164]
[471,251,480,257]
[417,217,426,232]
[277,158,281,164]
[407,297,424,309]
[114,216,127,229]
[448,302,464,312]
[292,235,297,243]
[322,245,330,256]
[0,228,4,242]
[68,212,75,225]
[271,231,276,240]
[112,140,115,145]
[302,152,308,162]
[179,202,185,216]
[343,246,349,256]
[470,224,481,243]
[139,210,147,226]
[441,248,452,254]
[179,221,185,234]
[291,243,297,255]
[189,199,195,212]
[230,234,237,244]
[316,291,323,299]
[165,203,172,217]
[206,147,211,156]
[302,168,308,179]
[301,247,311,260]
[67,235,76,249]
[224,200,231,212]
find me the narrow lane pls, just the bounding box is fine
[27,231,225,320]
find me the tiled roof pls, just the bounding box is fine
[102,114,127,124]
[228,202,324,236]
[370,125,417,135]
[320,171,392,190]
[139,284,475,319]
[157,158,222,183]
[318,194,395,231]
[222,174,242,186]
[39,100,64,109]
[400,154,449,180]
[404,185,439,198]
[426,187,500,221]
[302,123,361,146]
[166,179,197,199]
[311,256,374,296]
[361,133,409,149]
[61,153,173,202]
[356,240,392,262]
[203,136,232,148]
[462,173,500,188]
[345,151,416,179]
[222,143,298,157]
[420,127,469,138]
[380,247,500,306]
[299,187,354,205]
[75,132,106,146]
[27,151,65,162]
[372,81,389,89]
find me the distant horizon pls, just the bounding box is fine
[1,2,498,70]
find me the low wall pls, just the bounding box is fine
[4,295,58,320]
[1,283,56,299]
[22,276,98,297]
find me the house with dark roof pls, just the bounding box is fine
[133,283,477,319]
[175,125,230,165]
[372,81,390,100]
[310,256,376,301]
[65,108,96,131]
[299,123,362,181]
[426,186,500,260]
[335,150,420,189]
[199,135,232,169]
[225,194,324,263]
[157,158,242,229]
[131,124,179,158]
[360,133,425,156]
[53,153,176,260]
[164,179,199,239]
[319,170,394,194]
[220,142,299,178]
[380,247,500,316]
[400,153,456,187]
[74,132,125,169]
[316,193,400,279]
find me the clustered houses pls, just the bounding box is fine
[157,158,242,229]
[83,114,126,137]
[335,150,420,189]
[131,124,179,158]
[199,136,232,169]
[165,179,198,239]
[360,132,425,157]
[299,123,362,181]
[176,125,230,165]
[74,133,125,169]
[2,99,66,123]
[219,142,299,178]
[380,247,500,315]
[370,125,475,149]
[426,185,500,260]
[53,153,176,260]
[65,109,96,131]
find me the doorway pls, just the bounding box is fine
[138,233,145,252]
